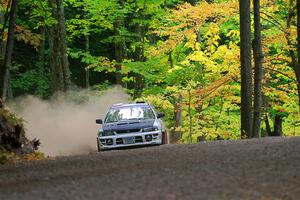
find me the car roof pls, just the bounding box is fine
[110,102,150,109]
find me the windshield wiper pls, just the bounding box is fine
[128,118,143,120]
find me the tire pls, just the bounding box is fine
[161,131,168,145]
[97,139,101,152]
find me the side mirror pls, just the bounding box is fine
[96,119,103,124]
[157,113,165,118]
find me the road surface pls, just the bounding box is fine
[0,137,299,199]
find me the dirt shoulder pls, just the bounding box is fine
[0,137,299,200]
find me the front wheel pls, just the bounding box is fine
[161,131,168,144]
[97,139,101,152]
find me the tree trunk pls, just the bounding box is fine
[38,26,45,76]
[188,90,192,143]
[239,0,252,138]
[0,0,10,43]
[85,35,90,88]
[0,3,6,59]
[170,95,182,143]
[48,34,63,92]
[273,114,283,136]
[297,83,300,111]
[264,115,272,136]
[57,0,71,92]
[114,0,125,85]
[48,16,63,92]
[252,0,263,138]
[7,74,12,99]
[1,0,17,100]
[196,30,201,44]
[133,23,145,98]
[286,0,299,111]
[185,0,197,6]
[48,0,71,93]
[296,0,300,110]
[168,51,174,68]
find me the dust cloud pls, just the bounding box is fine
[8,86,129,156]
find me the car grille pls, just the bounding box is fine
[115,136,144,145]
[115,129,141,134]
[135,136,143,143]
[116,138,123,145]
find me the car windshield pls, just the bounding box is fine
[105,106,155,123]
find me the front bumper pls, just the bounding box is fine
[97,131,162,150]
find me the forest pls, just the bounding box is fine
[0,0,300,144]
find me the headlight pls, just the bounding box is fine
[98,131,103,137]
[102,131,115,136]
[142,126,158,132]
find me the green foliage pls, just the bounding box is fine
[116,0,299,141]
[0,106,24,126]
[65,0,118,40]
[0,151,11,165]
[69,49,98,64]
[91,81,111,91]
[121,58,169,85]
[136,94,174,127]
[19,0,56,28]
[0,151,46,165]
[11,70,51,98]
[10,0,300,144]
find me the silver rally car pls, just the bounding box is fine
[96,102,168,151]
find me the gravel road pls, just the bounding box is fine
[0,137,299,200]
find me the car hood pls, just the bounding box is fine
[103,119,155,131]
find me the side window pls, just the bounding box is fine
[105,110,121,123]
